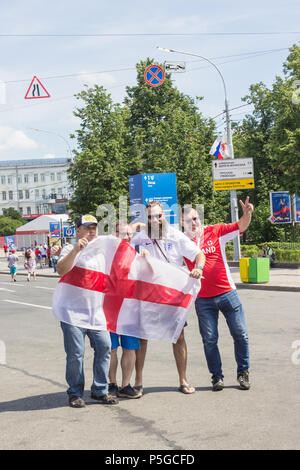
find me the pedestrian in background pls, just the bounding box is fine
[7,249,19,282]
[24,249,37,282]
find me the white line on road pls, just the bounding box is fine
[32,286,55,291]
[0,281,25,286]
[2,299,52,310]
[0,287,15,292]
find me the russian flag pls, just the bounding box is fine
[209,132,230,159]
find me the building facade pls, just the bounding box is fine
[0,158,72,217]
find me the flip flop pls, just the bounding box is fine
[178,384,195,395]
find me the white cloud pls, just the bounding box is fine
[42,153,56,158]
[0,126,38,152]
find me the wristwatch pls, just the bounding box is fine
[195,265,204,270]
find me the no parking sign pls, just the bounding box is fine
[144,65,165,87]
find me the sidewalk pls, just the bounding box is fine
[0,256,299,291]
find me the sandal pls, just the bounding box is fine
[69,396,86,408]
[178,384,195,395]
[91,393,119,405]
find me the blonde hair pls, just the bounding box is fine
[145,201,163,211]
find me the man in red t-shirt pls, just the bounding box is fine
[181,197,254,391]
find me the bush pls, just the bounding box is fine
[225,244,300,262]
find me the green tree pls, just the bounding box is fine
[124,59,229,223]
[233,44,300,242]
[0,216,25,236]
[2,207,24,221]
[68,85,135,218]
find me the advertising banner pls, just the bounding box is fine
[269,191,291,224]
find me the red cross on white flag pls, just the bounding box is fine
[52,236,200,343]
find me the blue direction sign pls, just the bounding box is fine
[144,65,165,87]
[129,173,178,225]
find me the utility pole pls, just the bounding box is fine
[225,98,241,260]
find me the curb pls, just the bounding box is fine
[0,270,58,279]
[236,283,300,292]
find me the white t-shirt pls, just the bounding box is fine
[58,243,74,262]
[132,226,200,267]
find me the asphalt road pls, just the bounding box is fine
[0,273,299,450]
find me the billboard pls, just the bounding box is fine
[5,235,16,250]
[269,191,291,224]
[129,173,178,225]
[49,222,61,238]
[294,194,300,223]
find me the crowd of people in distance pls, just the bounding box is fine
[5,242,62,282]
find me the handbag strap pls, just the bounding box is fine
[153,239,170,263]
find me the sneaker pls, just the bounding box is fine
[237,372,251,390]
[108,382,119,396]
[117,384,142,399]
[212,375,224,391]
[91,393,119,404]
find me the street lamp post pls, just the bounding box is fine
[158,47,241,260]
[28,128,73,160]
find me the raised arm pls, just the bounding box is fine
[238,196,254,233]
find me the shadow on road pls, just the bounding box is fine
[0,392,67,412]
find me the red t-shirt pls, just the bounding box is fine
[184,222,240,298]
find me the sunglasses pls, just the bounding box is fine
[148,214,163,220]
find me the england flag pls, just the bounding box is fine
[52,236,200,343]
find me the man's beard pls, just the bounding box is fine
[147,220,168,240]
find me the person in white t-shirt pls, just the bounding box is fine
[132,201,205,395]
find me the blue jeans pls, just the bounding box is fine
[195,290,250,378]
[60,322,111,398]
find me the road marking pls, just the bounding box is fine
[0,281,25,286]
[32,286,55,291]
[0,287,15,292]
[2,300,52,310]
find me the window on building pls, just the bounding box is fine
[7,176,12,184]
[41,174,45,182]
[2,191,6,200]
[19,207,23,215]
[25,190,30,199]
[57,173,62,181]
[8,191,13,200]
[34,174,38,182]
[19,190,23,199]
[27,207,31,215]
[18,176,22,184]
[42,189,46,198]
[35,189,39,198]
[24,174,29,183]
[1,176,6,184]
[50,173,55,181]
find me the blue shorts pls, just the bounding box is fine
[10,267,17,274]
[110,332,140,350]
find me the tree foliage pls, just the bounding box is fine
[69,47,300,242]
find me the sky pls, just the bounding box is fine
[0,0,299,161]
